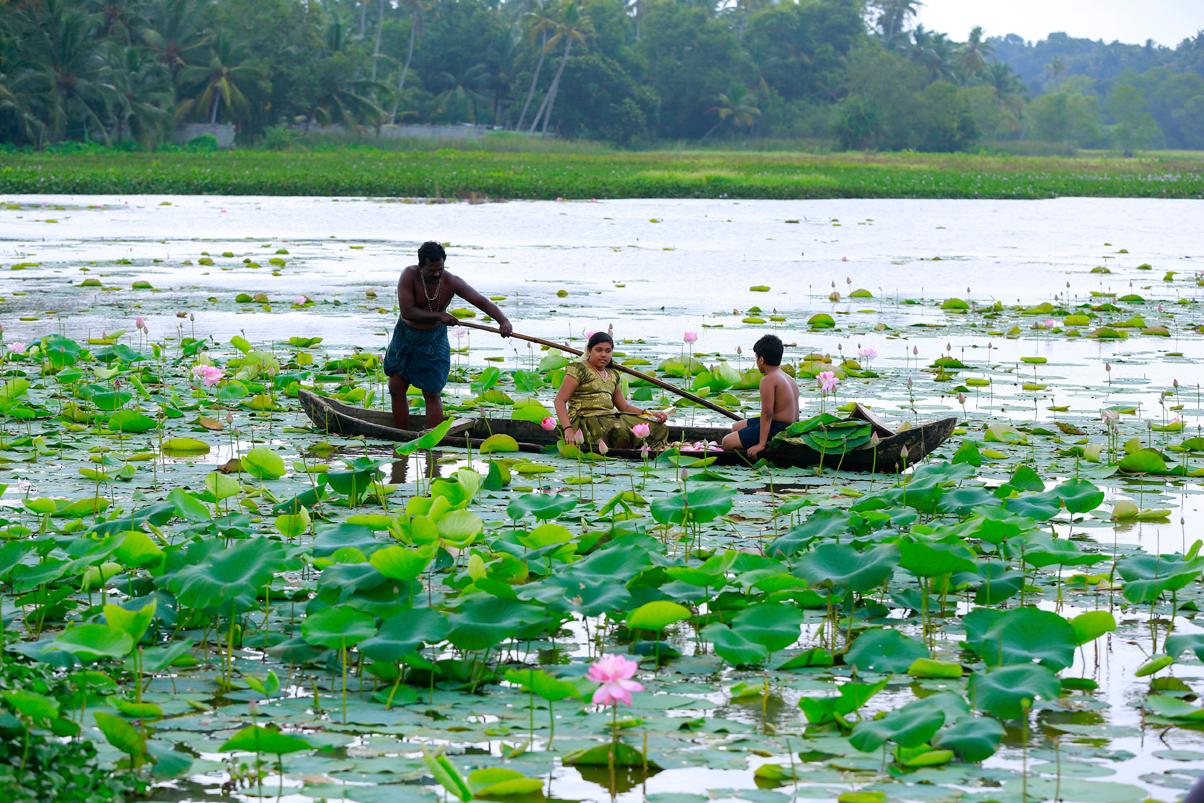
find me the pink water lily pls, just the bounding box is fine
[191,364,224,387]
[817,370,839,394]
[7,341,27,355]
[682,331,698,344]
[541,416,557,431]
[588,654,643,707]
[632,422,651,439]
[135,316,147,332]
[293,295,308,305]
[858,347,877,360]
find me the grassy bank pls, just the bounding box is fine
[2,147,1202,199]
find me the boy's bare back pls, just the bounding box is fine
[761,368,799,423]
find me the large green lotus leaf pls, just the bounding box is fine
[447,597,544,652]
[794,543,898,593]
[1,689,59,722]
[1116,549,1204,603]
[767,508,865,556]
[479,433,519,453]
[933,715,1005,762]
[797,679,888,726]
[968,664,1061,719]
[242,446,286,479]
[103,600,156,644]
[502,668,586,703]
[650,486,736,525]
[359,608,450,662]
[92,390,133,411]
[899,538,977,577]
[699,622,769,667]
[1021,532,1107,569]
[395,417,457,456]
[845,629,930,674]
[1053,478,1105,514]
[108,409,156,433]
[50,624,133,661]
[963,607,1076,670]
[165,537,289,614]
[369,544,435,583]
[938,486,1000,516]
[323,467,377,500]
[849,696,946,752]
[94,710,145,758]
[1069,611,1116,646]
[467,767,544,797]
[561,742,661,769]
[436,509,483,546]
[161,437,210,455]
[958,561,1024,605]
[204,472,240,501]
[1165,633,1204,662]
[1145,695,1204,722]
[506,492,578,521]
[220,724,314,755]
[730,603,805,653]
[627,600,692,631]
[1118,448,1170,474]
[301,604,377,650]
[1001,491,1061,522]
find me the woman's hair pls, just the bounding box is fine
[586,331,614,351]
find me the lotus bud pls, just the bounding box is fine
[597,439,609,455]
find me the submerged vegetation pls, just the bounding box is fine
[2,147,1204,199]
[1,198,1203,800]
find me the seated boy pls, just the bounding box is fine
[721,334,799,458]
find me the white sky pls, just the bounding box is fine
[914,0,1204,46]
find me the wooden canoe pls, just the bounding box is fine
[297,390,956,472]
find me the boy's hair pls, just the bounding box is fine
[417,241,447,265]
[753,334,784,366]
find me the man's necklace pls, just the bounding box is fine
[421,272,443,311]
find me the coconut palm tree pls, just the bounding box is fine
[874,0,923,43]
[142,0,212,82]
[513,0,552,131]
[527,0,593,135]
[13,0,116,143]
[958,26,992,81]
[108,45,173,146]
[176,32,265,126]
[910,25,956,82]
[701,86,761,140]
[388,0,430,124]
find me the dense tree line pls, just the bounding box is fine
[0,0,1201,151]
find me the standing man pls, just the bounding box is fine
[385,241,513,429]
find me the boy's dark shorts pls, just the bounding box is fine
[738,417,792,449]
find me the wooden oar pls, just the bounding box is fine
[454,320,743,421]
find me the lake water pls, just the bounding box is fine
[2,195,1203,802]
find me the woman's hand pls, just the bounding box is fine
[651,411,669,423]
[563,426,582,445]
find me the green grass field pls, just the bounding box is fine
[2,146,1202,199]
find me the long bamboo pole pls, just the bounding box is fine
[454,320,742,421]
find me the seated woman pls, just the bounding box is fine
[554,332,669,451]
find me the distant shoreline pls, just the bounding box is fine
[2,149,1202,200]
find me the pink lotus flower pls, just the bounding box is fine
[597,439,609,455]
[858,347,877,360]
[588,654,643,707]
[584,329,597,339]
[683,331,698,344]
[7,341,26,355]
[957,392,967,405]
[191,364,224,387]
[632,422,651,439]
[135,316,147,332]
[1101,409,1120,431]
[817,371,839,394]
[451,326,467,341]
[640,444,650,460]
[293,295,308,305]
[541,416,557,431]
[572,428,585,445]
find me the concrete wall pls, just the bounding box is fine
[294,123,512,141]
[171,123,237,148]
